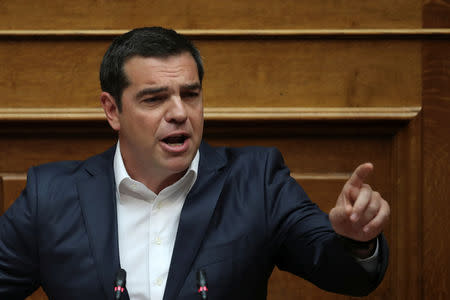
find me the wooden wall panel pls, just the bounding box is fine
[0,38,421,109]
[391,115,422,299]
[0,126,116,173]
[0,39,106,108]
[422,41,450,300]
[0,174,26,212]
[0,0,421,30]
[423,0,450,28]
[202,40,421,108]
[422,2,450,299]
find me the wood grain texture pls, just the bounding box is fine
[391,115,422,300]
[0,0,421,30]
[422,2,450,299]
[24,288,47,300]
[423,0,450,28]
[422,40,450,300]
[0,38,421,109]
[0,107,421,122]
[0,174,26,212]
[2,29,450,38]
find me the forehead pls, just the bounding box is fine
[123,53,199,86]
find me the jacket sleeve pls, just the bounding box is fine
[263,148,389,297]
[0,167,41,299]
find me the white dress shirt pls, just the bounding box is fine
[113,143,378,299]
[114,143,199,300]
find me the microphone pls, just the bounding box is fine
[114,268,127,300]
[196,269,208,299]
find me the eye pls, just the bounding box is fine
[142,95,165,103]
[181,91,199,99]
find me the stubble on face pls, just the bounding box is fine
[117,53,204,193]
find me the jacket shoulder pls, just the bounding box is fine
[30,145,115,182]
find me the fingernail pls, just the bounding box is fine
[350,213,358,222]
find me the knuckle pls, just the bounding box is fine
[362,183,372,190]
[382,200,391,216]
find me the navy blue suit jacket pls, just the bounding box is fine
[0,142,388,299]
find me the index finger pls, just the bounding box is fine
[346,162,374,189]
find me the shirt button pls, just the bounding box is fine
[155,277,163,286]
[154,236,162,245]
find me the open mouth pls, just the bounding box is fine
[162,134,188,146]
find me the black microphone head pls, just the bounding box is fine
[114,268,127,300]
[196,269,208,299]
[196,269,207,286]
[116,268,127,286]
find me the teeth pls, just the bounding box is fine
[164,135,186,145]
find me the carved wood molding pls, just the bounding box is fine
[0,29,449,39]
[0,107,421,122]
[291,172,351,181]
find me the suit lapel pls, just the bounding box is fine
[76,147,128,300]
[163,142,228,300]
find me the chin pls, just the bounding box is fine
[164,159,192,174]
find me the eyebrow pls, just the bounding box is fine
[181,82,202,91]
[134,82,202,99]
[135,87,168,99]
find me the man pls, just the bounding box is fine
[0,27,389,300]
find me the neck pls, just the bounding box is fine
[119,145,188,194]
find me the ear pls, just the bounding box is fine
[100,92,121,131]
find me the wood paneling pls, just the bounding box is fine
[0,174,26,212]
[422,2,450,299]
[0,0,421,30]
[423,0,450,28]
[0,106,421,122]
[422,41,450,300]
[0,37,421,109]
[391,115,422,299]
[0,39,105,108]
[0,126,116,173]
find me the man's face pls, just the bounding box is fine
[111,52,204,180]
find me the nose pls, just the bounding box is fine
[165,96,187,124]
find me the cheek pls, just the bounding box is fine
[191,113,204,135]
[190,105,204,128]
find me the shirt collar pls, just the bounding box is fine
[113,142,199,197]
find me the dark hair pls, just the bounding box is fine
[100,27,204,111]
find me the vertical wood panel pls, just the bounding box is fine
[422,40,450,300]
[422,2,450,299]
[0,175,26,213]
[392,116,422,300]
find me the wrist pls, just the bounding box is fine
[338,235,377,259]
